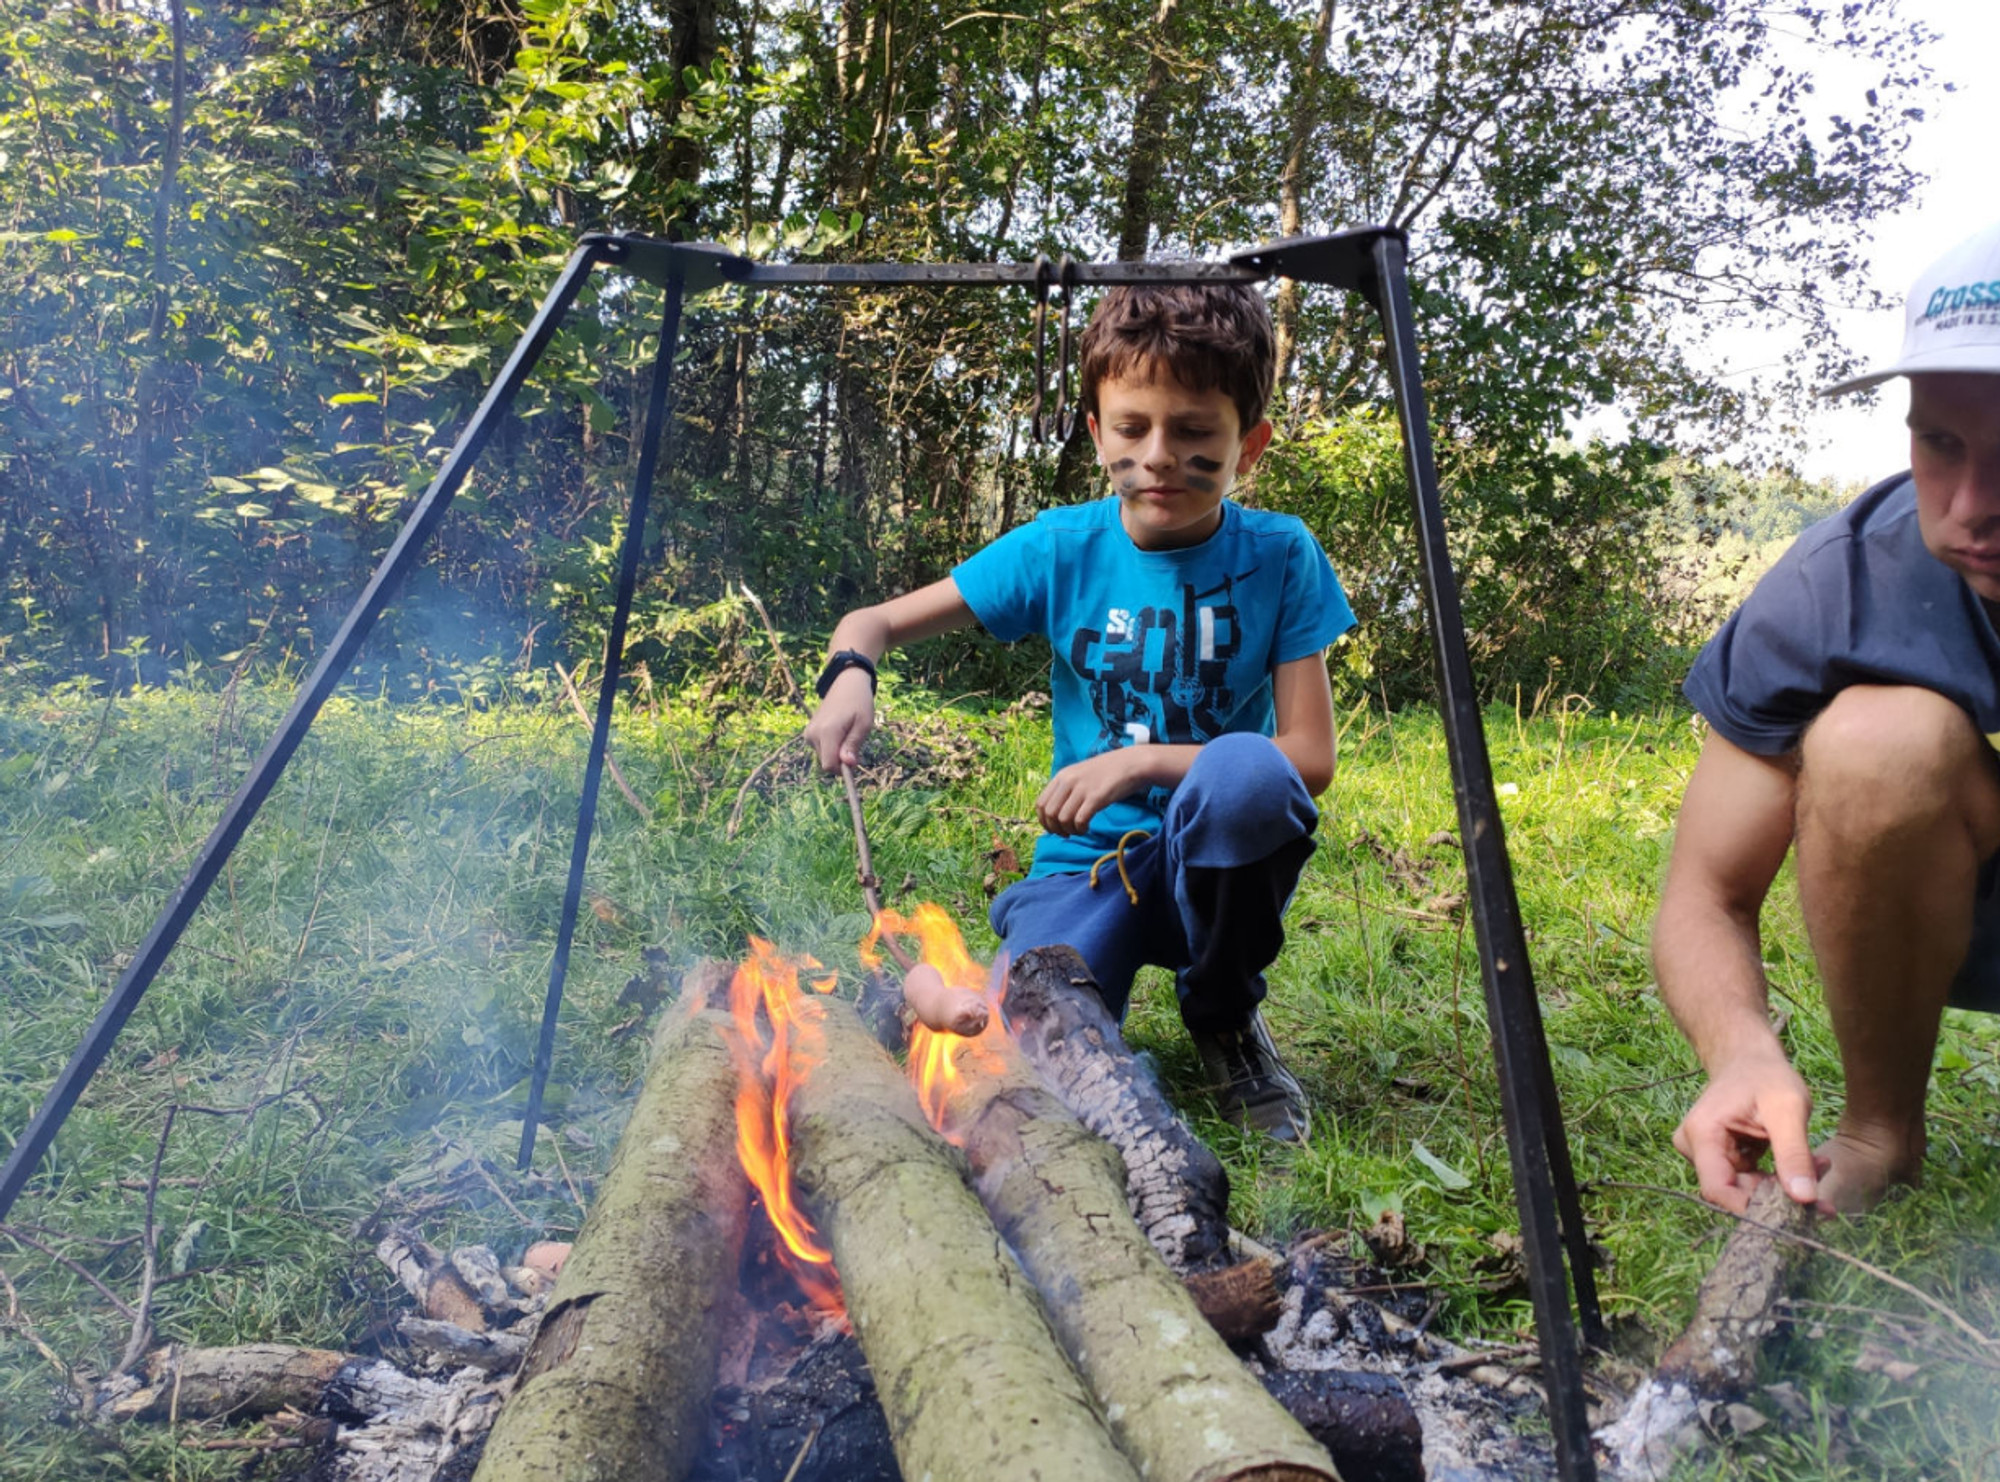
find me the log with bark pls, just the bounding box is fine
[473,964,751,1482]
[786,989,1144,1482]
[1597,1179,1814,1477]
[943,1025,1341,1482]
[1003,944,1234,1275]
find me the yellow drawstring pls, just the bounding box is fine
[1087,829,1153,906]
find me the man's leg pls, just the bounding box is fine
[1795,685,2000,1211]
[1162,733,1321,1140]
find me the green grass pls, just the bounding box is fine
[3,673,1998,1479]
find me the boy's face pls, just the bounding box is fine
[1088,367,1273,551]
[1908,371,2000,602]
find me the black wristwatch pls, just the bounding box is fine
[815,649,878,699]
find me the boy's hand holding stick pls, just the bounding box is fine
[801,655,989,1037]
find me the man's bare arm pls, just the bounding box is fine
[1654,730,1821,1212]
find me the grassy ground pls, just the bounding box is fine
[3,672,1999,1479]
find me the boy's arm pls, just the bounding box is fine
[1035,651,1336,836]
[1270,650,1336,797]
[804,578,976,771]
[1654,730,1819,1213]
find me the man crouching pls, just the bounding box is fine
[1658,220,2000,1214]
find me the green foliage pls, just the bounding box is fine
[0,0,1939,702]
[4,680,2000,1479]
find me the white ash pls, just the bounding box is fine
[1594,1376,1701,1480]
[327,1359,510,1482]
[1259,1274,1555,1480]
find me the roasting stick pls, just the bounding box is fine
[741,581,983,1032]
[841,762,991,1035]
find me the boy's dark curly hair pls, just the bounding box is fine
[1077,282,1276,434]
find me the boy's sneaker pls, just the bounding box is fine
[1192,1011,1311,1144]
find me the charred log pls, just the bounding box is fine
[947,1034,1339,1482]
[473,966,751,1482]
[788,993,1141,1482]
[1003,945,1232,1274]
[1260,1370,1425,1482]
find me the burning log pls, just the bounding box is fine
[376,1225,489,1331]
[787,989,1143,1482]
[1596,1179,1813,1477]
[474,970,751,1482]
[943,1029,1340,1482]
[1003,945,1233,1274]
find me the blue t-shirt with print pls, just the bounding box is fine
[1683,473,2000,754]
[953,496,1355,876]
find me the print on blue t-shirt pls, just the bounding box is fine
[954,497,1354,877]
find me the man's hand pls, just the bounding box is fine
[1036,750,1146,836]
[1672,1049,1825,1214]
[803,668,875,772]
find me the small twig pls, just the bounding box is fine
[0,1225,139,1319]
[120,1104,179,1372]
[1434,1341,1541,1373]
[0,1264,73,1378]
[1575,1068,1703,1122]
[726,734,805,839]
[181,1435,307,1453]
[780,1415,825,1482]
[464,1151,535,1229]
[293,778,343,964]
[1593,1179,2000,1351]
[740,581,811,716]
[549,1137,588,1214]
[554,662,654,822]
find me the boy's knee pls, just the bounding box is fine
[1174,734,1317,865]
[1799,685,2000,845]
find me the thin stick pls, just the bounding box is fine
[0,1264,73,1378]
[555,661,654,822]
[780,1416,825,1482]
[0,1225,139,1319]
[842,763,915,972]
[740,581,811,716]
[1593,1179,2000,1351]
[181,1437,307,1453]
[120,1104,179,1372]
[726,733,805,839]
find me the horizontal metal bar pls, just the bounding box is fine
[582,226,1404,296]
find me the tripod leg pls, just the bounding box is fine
[518,268,687,1171]
[0,242,609,1226]
[1368,234,1600,1481]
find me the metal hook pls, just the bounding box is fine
[1052,255,1079,442]
[1028,253,1055,444]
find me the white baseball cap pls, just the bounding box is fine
[1823,219,2000,396]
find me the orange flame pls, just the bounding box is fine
[725,937,843,1315]
[863,904,1009,1133]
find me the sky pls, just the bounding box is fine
[1765,0,2000,484]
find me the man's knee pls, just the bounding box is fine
[1799,686,2000,848]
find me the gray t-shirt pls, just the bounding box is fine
[1683,474,2000,755]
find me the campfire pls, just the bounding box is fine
[103,916,1569,1482]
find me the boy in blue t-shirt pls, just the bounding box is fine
[804,282,1354,1141]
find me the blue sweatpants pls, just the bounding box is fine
[988,733,1319,1032]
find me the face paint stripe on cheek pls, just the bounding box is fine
[1108,458,1136,473]
[1187,455,1224,474]
[1183,474,1218,494]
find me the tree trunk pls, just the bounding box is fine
[788,994,1141,1482]
[1003,945,1233,1274]
[1273,0,1338,414]
[473,977,750,1482]
[946,1032,1339,1482]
